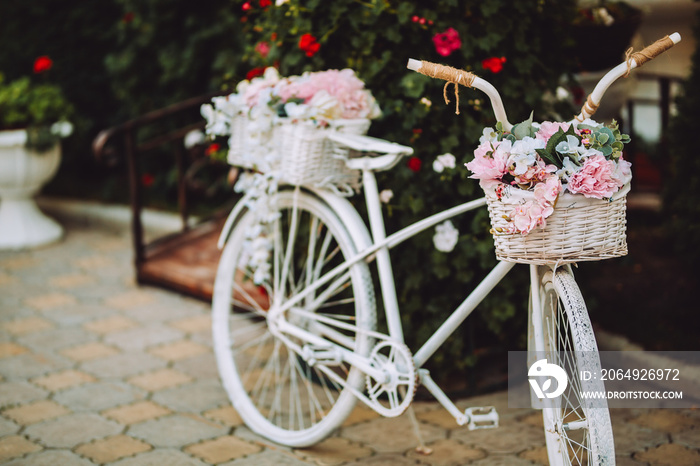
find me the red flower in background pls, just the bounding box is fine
[407,157,422,172]
[255,41,271,58]
[432,28,461,57]
[141,173,155,187]
[299,33,320,57]
[122,12,135,24]
[33,56,53,74]
[259,0,272,7]
[242,2,252,11]
[205,143,221,157]
[246,67,266,80]
[482,56,506,73]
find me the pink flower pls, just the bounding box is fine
[465,140,508,182]
[535,121,572,142]
[613,156,632,187]
[567,154,620,198]
[255,41,271,58]
[482,56,506,73]
[432,28,461,57]
[534,174,562,205]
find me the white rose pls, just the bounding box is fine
[433,220,459,253]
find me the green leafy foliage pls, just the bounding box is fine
[0,75,73,130]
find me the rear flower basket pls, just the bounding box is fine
[201,67,380,194]
[467,115,632,264]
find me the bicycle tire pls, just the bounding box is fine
[212,189,376,447]
[537,268,615,465]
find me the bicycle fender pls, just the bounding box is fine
[217,191,256,249]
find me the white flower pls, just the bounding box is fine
[50,120,73,138]
[184,129,205,149]
[508,138,543,175]
[433,220,459,253]
[556,86,569,100]
[479,127,498,144]
[276,0,289,4]
[420,97,432,107]
[432,153,456,173]
[379,189,393,203]
[284,102,315,119]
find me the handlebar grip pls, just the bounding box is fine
[408,59,478,87]
[627,34,678,69]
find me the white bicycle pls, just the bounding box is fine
[211,34,680,465]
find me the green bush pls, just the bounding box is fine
[666,7,700,265]
[235,0,579,378]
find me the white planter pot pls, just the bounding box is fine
[0,128,63,249]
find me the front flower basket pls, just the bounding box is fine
[485,184,629,265]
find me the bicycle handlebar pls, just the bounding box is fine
[407,59,513,130]
[408,32,681,127]
[576,32,681,121]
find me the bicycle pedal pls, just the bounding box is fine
[301,344,342,366]
[464,406,499,430]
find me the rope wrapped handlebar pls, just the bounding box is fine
[412,61,477,115]
[624,35,675,77]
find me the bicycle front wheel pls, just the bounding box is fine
[212,189,376,447]
[537,268,614,466]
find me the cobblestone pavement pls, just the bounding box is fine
[1,204,699,465]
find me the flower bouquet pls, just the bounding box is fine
[201,67,381,192]
[466,114,631,264]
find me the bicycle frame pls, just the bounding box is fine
[267,168,517,373]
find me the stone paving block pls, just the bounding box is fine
[294,437,374,465]
[203,405,244,427]
[24,412,122,448]
[629,409,698,433]
[83,315,137,334]
[73,254,116,270]
[173,353,219,379]
[48,273,97,289]
[0,272,18,286]
[128,368,193,391]
[470,453,538,465]
[41,303,116,326]
[16,327,97,352]
[674,427,700,450]
[342,415,445,454]
[185,435,263,464]
[169,314,212,333]
[612,419,669,456]
[2,256,39,270]
[104,290,156,310]
[102,400,172,425]
[0,416,20,436]
[342,453,421,466]
[104,325,185,352]
[24,292,77,310]
[416,406,465,430]
[120,303,202,323]
[2,317,53,335]
[405,438,487,465]
[54,381,145,412]
[152,379,230,413]
[110,448,209,466]
[31,369,96,391]
[0,343,28,358]
[75,434,153,463]
[517,445,549,464]
[80,351,166,379]
[451,418,544,455]
[149,340,209,361]
[4,449,94,466]
[60,342,120,362]
[0,352,72,380]
[633,442,700,465]
[342,404,381,427]
[0,381,48,408]
[0,435,43,462]
[226,449,313,465]
[2,400,70,425]
[127,414,228,448]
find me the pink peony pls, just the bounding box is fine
[507,200,551,235]
[465,140,508,182]
[432,28,461,57]
[567,154,620,198]
[534,174,562,205]
[613,156,632,187]
[536,121,574,142]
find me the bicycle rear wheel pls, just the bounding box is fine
[536,268,614,466]
[212,189,376,447]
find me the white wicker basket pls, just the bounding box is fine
[485,184,629,264]
[277,118,370,192]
